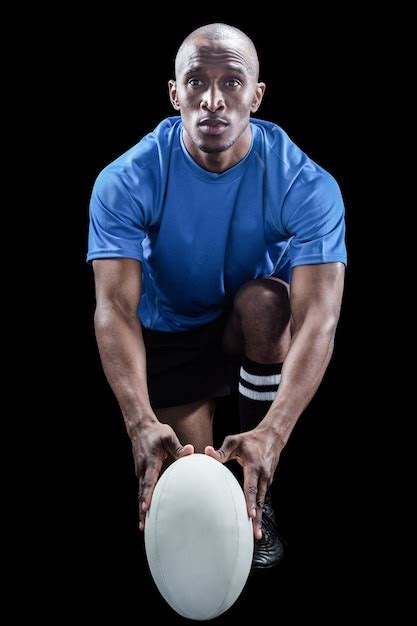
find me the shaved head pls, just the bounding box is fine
[175,23,260,80]
[169,22,266,170]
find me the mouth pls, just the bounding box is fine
[198,118,229,136]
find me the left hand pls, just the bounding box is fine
[205,427,284,539]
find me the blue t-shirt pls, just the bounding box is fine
[87,117,347,332]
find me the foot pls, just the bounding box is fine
[251,491,284,570]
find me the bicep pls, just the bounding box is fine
[290,263,345,328]
[93,259,142,315]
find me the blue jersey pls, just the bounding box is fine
[87,117,346,331]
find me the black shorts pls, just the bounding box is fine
[141,313,240,409]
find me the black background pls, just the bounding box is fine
[66,13,371,623]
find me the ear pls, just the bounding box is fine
[250,82,266,113]
[168,79,180,110]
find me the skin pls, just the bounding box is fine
[93,259,344,538]
[168,35,265,173]
[205,263,345,537]
[93,259,195,532]
[92,28,346,539]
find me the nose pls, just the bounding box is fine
[201,84,225,112]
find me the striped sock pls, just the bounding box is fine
[238,356,283,432]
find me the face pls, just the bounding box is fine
[169,38,265,155]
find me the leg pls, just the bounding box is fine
[223,276,291,363]
[223,275,291,431]
[154,398,215,454]
[222,277,291,568]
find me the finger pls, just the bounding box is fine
[177,443,194,458]
[205,437,236,464]
[254,480,268,541]
[140,464,160,519]
[243,466,259,520]
[204,445,222,461]
[138,476,145,531]
[164,432,194,460]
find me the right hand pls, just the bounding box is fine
[131,419,194,532]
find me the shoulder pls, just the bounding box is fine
[291,165,343,209]
[252,118,343,216]
[250,118,305,171]
[94,116,182,190]
[251,118,337,185]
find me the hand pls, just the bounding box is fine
[205,427,283,539]
[131,419,194,532]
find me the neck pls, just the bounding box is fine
[183,125,252,173]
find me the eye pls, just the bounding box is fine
[188,78,203,87]
[225,79,241,88]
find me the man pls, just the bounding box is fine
[87,23,346,570]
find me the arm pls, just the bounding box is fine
[93,258,194,530]
[262,262,345,441]
[93,258,152,429]
[206,262,345,536]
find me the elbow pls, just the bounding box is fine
[94,306,111,331]
[94,301,138,331]
[293,311,340,338]
[321,313,339,337]
[94,305,114,334]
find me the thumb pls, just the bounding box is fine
[164,429,194,459]
[177,443,194,458]
[204,445,221,461]
[205,438,235,464]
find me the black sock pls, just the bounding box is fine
[238,356,283,433]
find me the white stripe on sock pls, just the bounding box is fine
[238,383,278,401]
[240,368,281,386]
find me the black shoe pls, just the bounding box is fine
[251,491,284,570]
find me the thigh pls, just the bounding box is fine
[154,398,216,453]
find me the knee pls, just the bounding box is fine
[234,278,290,322]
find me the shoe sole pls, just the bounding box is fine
[251,561,282,571]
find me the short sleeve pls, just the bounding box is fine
[284,172,347,269]
[86,169,146,264]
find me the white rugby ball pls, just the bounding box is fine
[144,453,253,620]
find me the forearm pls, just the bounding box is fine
[262,316,337,444]
[94,306,156,435]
